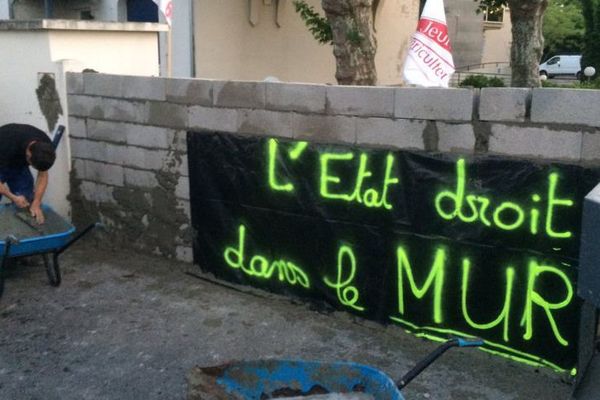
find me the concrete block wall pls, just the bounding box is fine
[66,73,600,262]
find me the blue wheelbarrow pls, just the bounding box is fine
[188,338,483,399]
[0,203,99,299]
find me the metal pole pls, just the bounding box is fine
[44,0,53,18]
[167,27,173,78]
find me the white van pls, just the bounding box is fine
[539,55,582,79]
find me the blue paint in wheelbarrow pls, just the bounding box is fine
[214,360,402,399]
[194,338,484,399]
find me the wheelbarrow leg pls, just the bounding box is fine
[1,237,16,300]
[42,253,61,287]
[42,223,99,288]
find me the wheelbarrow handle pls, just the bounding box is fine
[56,222,102,256]
[396,338,484,390]
[52,125,65,149]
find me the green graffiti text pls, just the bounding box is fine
[435,159,574,239]
[224,224,310,288]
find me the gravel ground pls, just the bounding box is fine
[0,244,575,400]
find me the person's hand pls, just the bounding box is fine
[13,195,30,209]
[30,203,45,224]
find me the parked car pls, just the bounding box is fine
[539,55,582,79]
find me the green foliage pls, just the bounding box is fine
[578,78,600,88]
[543,0,585,58]
[542,79,600,88]
[292,0,333,45]
[292,0,365,47]
[476,0,507,12]
[459,75,506,88]
[541,80,562,87]
[581,0,600,77]
[477,0,584,58]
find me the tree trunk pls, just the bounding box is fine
[581,0,600,80]
[507,0,548,87]
[322,0,377,85]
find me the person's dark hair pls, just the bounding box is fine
[30,142,56,171]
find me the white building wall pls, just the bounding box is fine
[11,0,124,21]
[0,21,164,218]
[48,30,160,75]
[193,0,418,85]
[481,9,512,65]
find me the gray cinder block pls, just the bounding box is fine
[578,183,600,307]
[327,86,395,117]
[66,73,84,95]
[87,119,127,144]
[85,160,124,187]
[395,88,474,121]
[437,123,476,152]
[356,117,425,150]
[124,168,159,188]
[480,88,530,122]
[213,81,266,109]
[146,102,188,128]
[103,98,149,124]
[70,138,108,161]
[166,79,213,106]
[292,114,356,144]
[266,82,327,114]
[68,95,104,119]
[80,181,115,204]
[531,88,600,127]
[237,109,294,138]
[72,158,86,180]
[581,133,600,162]
[188,106,239,133]
[85,74,166,101]
[489,124,582,160]
[68,117,87,139]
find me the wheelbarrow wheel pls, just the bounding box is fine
[43,254,61,287]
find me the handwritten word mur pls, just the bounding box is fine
[268,139,400,210]
[393,246,573,346]
[435,159,574,238]
[224,225,310,288]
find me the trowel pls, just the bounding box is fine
[14,209,44,234]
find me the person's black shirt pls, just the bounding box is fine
[0,124,51,168]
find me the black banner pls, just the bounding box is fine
[188,131,600,372]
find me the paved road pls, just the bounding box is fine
[0,244,575,399]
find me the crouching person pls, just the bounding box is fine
[0,124,56,224]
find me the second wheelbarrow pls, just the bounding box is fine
[188,337,484,399]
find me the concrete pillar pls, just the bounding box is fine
[172,0,194,77]
[0,0,11,19]
[159,0,194,77]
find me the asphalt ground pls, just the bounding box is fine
[0,244,577,400]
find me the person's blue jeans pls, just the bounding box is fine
[0,166,34,203]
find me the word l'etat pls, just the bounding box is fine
[268,139,575,241]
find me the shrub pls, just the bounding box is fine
[459,75,505,88]
[542,78,600,89]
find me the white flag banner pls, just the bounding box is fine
[403,0,454,87]
[153,0,173,26]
